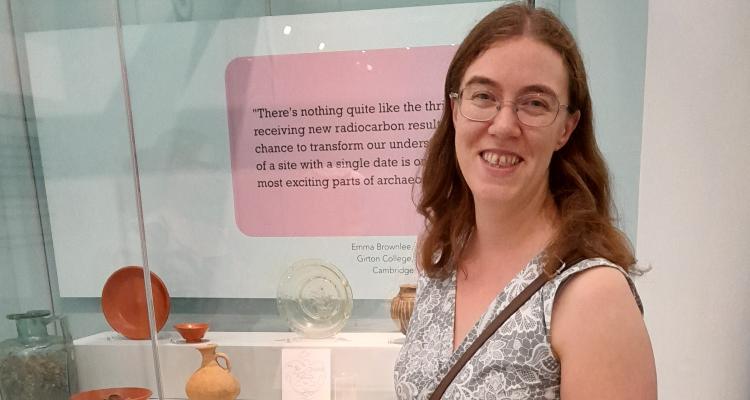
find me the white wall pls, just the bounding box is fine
[637,1,750,398]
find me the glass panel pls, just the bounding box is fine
[560,0,647,240]
[0,0,163,399]
[0,4,83,400]
[0,0,647,398]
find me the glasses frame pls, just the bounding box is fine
[449,90,569,128]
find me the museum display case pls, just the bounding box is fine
[0,0,646,398]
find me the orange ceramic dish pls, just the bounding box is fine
[174,322,209,343]
[101,266,170,340]
[70,387,152,400]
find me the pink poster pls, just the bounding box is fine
[225,46,455,236]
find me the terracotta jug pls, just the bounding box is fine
[185,344,240,400]
[390,284,417,334]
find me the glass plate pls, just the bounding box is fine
[277,259,353,339]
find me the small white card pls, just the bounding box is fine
[282,348,332,400]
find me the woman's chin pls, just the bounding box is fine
[469,185,518,205]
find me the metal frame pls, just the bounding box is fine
[112,1,166,399]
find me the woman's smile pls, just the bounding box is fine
[480,150,522,168]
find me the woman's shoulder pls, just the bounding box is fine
[547,259,656,398]
[545,257,646,350]
[540,257,644,339]
[548,258,643,313]
[553,262,639,310]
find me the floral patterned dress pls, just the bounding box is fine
[393,256,642,399]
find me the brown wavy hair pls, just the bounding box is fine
[417,3,635,278]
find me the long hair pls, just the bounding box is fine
[417,3,635,278]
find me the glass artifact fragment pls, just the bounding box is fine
[277,259,354,338]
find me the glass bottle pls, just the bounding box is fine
[0,310,78,400]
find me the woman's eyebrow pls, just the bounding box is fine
[463,75,498,88]
[463,77,558,98]
[519,84,558,97]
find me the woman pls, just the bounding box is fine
[394,3,656,399]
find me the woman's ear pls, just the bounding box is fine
[451,96,459,124]
[557,110,580,150]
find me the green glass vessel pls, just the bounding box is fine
[0,310,78,400]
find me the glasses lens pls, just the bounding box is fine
[515,93,559,127]
[460,85,498,121]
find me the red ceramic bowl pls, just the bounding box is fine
[101,266,171,340]
[70,387,151,400]
[174,322,209,343]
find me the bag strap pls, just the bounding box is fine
[429,263,566,400]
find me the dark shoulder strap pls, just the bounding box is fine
[429,266,562,399]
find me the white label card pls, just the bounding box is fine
[282,348,332,400]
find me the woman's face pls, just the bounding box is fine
[453,36,579,209]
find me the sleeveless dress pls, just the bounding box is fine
[393,256,643,400]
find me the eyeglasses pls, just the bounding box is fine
[449,84,569,127]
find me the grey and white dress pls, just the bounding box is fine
[393,256,642,400]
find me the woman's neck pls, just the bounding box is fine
[466,189,558,266]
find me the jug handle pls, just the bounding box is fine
[215,352,232,372]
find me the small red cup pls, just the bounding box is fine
[174,322,209,343]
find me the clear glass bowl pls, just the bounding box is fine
[277,259,353,339]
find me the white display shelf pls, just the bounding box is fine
[74,331,404,400]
